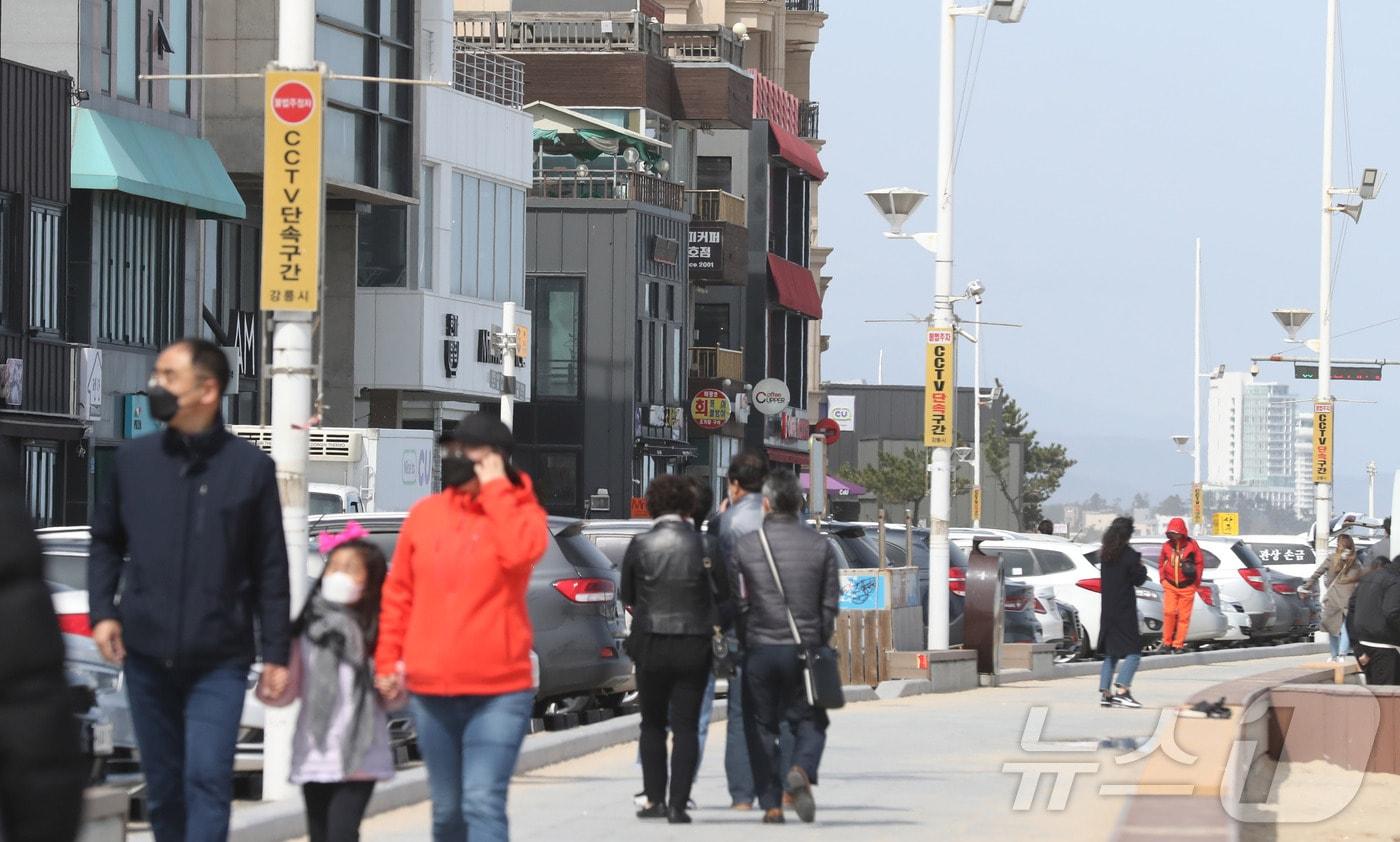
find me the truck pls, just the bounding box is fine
[229,426,435,513]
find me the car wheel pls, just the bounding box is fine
[595,692,628,709]
[1076,620,1093,660]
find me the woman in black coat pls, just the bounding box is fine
[1098,516,1148,708]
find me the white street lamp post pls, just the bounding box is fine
[1367,460,1377,517]
[1192,238,1202,533]
[864,0,1025,651]
[972,294,982,528]
[1313,0,1338,561]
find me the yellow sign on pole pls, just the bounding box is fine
[1312,402,1334,483]
[924,328,955,448]
[260,70,324,312]
[515,325,530,360]
[1191,483,1203,525]
[1213,512,1239,536]
[971,485,982,522]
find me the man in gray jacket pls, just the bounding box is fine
[712,451,768,809]
[733,470,840,824]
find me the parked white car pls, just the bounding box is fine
[1130,536,1282,639]
[1240,534,1319,580]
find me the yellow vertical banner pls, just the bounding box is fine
[1313,401,1334,483]
[1191,483,1204,525]
[971,485,982,522]
[924,328,955,447]
[260,70,324,312]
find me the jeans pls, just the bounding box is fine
[635,635,711,809]
[410,690,533,842]
[1099,653,1142,692]
[1329,622,1352,658]
[122,652,248,842]
[724,662,756,805]
[303,781,376,842]
[742,645,829,811]
[696,672,716,773]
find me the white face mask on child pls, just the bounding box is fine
[320,572,364,605]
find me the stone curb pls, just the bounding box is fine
[875,679,934,700]
[994,641,1328,684]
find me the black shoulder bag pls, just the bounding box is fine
[757,526,845,710]
[703,554,737,679]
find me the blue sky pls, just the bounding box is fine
[812,1,1400,511]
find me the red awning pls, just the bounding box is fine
[767,254,823,319]
[769,123,826,181]
[767,447,810,466]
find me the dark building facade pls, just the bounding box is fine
[0,60,85,526]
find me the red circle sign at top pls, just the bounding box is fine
[271,81,316,125]
[813,418,841,444]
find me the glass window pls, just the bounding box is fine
[1033,550,1078,575]
[28,205,63,334]
[666,285,676,322]
[379,120,411,195]
[380,45,413,119]
[99,0,113,94]
[588,535,633,569]
[357,205,407,287]
[534,277,580,398]
[419,165,435,290]
[168,0,189,113]
[23,442,59,528]
[667,326,681,404]
[509,189,525,302]
[320,0,370,28]
[318,25,369,108]
[647,282,659,318]
[95,194,183,347]
[324,106,372,185]
[476,180,495,300]
[987,547,1039,577]
[534,451,579,508]
[0,194,12,327]
[117,0,137,99]
[493,183,510,303]
[454,174,478,296]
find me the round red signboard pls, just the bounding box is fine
[690,388,733,430]
[813,418,841,444]
[270,81,316,125]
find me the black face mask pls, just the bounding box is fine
[148,385,181,423]
[441,455,477,488]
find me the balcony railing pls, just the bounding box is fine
[685,190,747,226]
[454,11,664,56]
[663,25,745,66]
[786,0,821,10]
[0,334,79,417]
[798,100,820,139]
[452,43,525,108]
[690,347,744,382]
[531,169,685,212]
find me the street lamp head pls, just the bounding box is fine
[986,0,1029,23]
[966,279,986,303]
[865,187,928,235]
[1360,168,1385,200]
[1272,308,1313,341]
[954,446,974,463]
[1171,434,1189,452]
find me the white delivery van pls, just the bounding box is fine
[230,426,435,513]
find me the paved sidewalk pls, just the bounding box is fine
[319,654,1328,841]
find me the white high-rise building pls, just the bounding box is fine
[1294,415,1316,521]
[1207,373,1298,510]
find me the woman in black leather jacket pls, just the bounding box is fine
[621,474,730,824]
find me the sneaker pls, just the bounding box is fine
[1112,687,1143,709]
[667,806,692,824]
[731,801,755,811]
[762,808,786,824]
[1100,693,1115,707]
[637,802,668,819]
[785,766,816,824]
[633,791,649,809]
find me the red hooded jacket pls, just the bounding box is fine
[1159,517,1203,590]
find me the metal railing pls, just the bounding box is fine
[786,0,821,10]
[531,169,685,212]
[452,43,525,109]
[685,190,747,226]
[690,347,744,382]
[454,11,663,56]
[798,100,820,139]
[663,25,745,66]
[0,334,79,417]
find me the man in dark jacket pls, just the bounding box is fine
[732,469,840,825]
[0,450,86,840]
[1346,557,1400,685]
[89,338,291,841]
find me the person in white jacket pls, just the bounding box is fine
[267,523,398,842]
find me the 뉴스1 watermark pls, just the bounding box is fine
[1003,693,1378,823]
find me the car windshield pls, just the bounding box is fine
[893,530,968,570]
[309,493,345,516]
[1231,541,1266,570]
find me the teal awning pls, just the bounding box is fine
[71,107,246,219]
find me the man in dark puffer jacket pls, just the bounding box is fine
[0,449,85,840]
[1348,555,1400,685]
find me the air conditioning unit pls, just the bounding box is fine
[228,425,364,462]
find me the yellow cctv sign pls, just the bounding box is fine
[1213,512,1239,536]
[1312,401,1333,483]
[924,328,955,448]
[260,70,324,311]
[1191,483,1203,525]
[972,486,982,522]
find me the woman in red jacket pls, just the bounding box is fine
[1159,517,1203,654]
[374,416,548,842]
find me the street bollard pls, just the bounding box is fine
[964,542,1004,675]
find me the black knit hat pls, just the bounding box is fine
[440,415,514,455]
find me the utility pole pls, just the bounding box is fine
[263,0,318,802]
[972,294,982,529]
[1192,238,1202,533]
[1314,0,1338,560]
